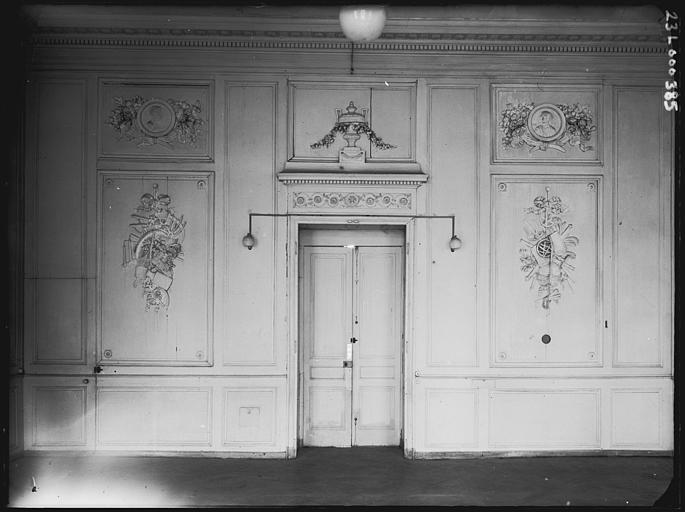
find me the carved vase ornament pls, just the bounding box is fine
[519,187,579,309]
[499,102,596,153]
[310,101,395,164]
[107,95,204,148]
[122,184,186,311]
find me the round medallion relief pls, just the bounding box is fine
[527,103,566,142]
[137,99,176,138]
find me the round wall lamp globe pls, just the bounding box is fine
[242,233,255,250]
[449,235,462,252]
[339,5,387,42]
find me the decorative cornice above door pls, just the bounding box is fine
[278,172,427,215]
[277,172,428,186]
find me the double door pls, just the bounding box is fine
[300,228,404,446]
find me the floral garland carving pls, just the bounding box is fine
[122,184,186,311]
[499,102,596,153]
[519,188,579,309]
[293,192,411,209]
[106,95,204,148]
[310,122,395,150]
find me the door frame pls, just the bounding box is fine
[286,216,416,458]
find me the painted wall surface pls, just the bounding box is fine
[17,6,673,457]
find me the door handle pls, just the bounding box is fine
[342,360,353,368]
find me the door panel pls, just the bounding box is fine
[301,230,404,447]
[302,247,353,446]
[353,247,403,445]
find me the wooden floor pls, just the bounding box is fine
[8,447,674,507]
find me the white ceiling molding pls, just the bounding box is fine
[23,4,665,54]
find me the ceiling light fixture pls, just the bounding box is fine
[339,5,387,42]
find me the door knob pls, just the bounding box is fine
[342,360,353,368]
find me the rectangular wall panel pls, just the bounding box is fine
[32,386,88,447]
[25,79,89,371]
[98,80,213,160]
[413,379,478,452]
[369,87,414,160]
[610,389,663,448]
[34,279,84,364]
[32,80,86,278]
[424,86,478,369]
[425,389,478,449]
[223,388,277,446]
[492,175,601,366]
[489,390,600,449]
[491,85,601,164]
[614,88,664,366]
[10,378,22,455]
[288,81,416,164]
[99,173,213,365]
[224,84,277,367]
[97,388,212,446]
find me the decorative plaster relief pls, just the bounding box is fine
[99,81,211,159]
[310,101,395,165]
[499,102,596,153]
[288,82,416,168]
[519,187,579,310]
[492,86,600,164]
[491,175,601,366]
[100,173,213,365]
[107,96,204,148]
[122,183,186,311]
[292,192,411,209]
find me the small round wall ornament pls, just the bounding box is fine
[527,103,566,142]
[136,99,177,138]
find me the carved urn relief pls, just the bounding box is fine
[286,81,420,172]
[310,100,395,167]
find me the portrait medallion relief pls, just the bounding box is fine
[493,86,599,163]
[527,104,566,142]
[137,99,177,138]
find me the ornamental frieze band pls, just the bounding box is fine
[293,192,412,209]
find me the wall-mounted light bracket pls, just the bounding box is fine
[242,212,462,252]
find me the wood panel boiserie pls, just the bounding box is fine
[99,172,214,365]
[98,80,213,161]
[10,378,22,455]
[489,390,600,449]
[613,88,667,367]
[25,377,94,449]
[17,7,673,457]
[491,84,601,165]
[25,79,89,372]
[491,175,602,366]
[287,81,416,165]
[423,85,479,371]
[224,83,279,369]
[97,387,213,446]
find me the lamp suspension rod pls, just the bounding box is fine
[350,42,354,75]
[247,213,456,237]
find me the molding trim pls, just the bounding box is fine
[293,191,411,209]
[30,28,665,54]
[278,172,428,186]
[414,449,673,459]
